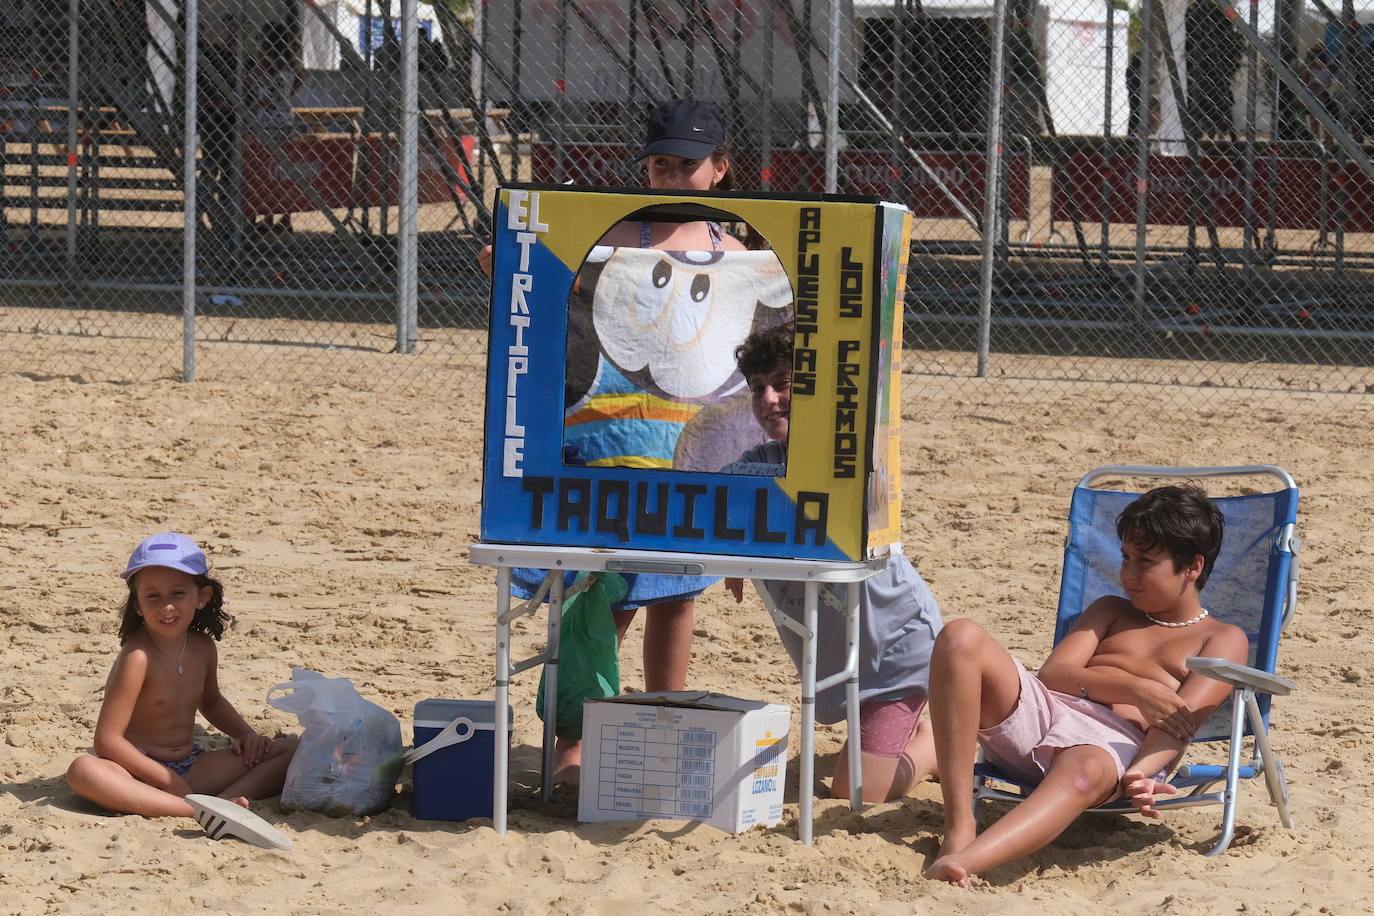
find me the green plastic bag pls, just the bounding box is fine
[536,571,626,740]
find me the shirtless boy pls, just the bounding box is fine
[722,321,944,802]
[924,484,1249,886]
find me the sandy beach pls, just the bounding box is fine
[2,334,1372,914]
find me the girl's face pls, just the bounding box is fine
[646,153,728,191]
[132,566,210,638]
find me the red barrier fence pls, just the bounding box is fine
[242,134,473,217]
[531,142,1029,222]
[1053,152,1374,233]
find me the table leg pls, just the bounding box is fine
[845,581,863,808]
[494,567,512,835]
[540,573,564,803]
[799,581,818,845]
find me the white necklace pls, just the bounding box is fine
[151,632,189,675]
[1142,608,1209,628]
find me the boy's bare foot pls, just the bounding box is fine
[231,796,250,809]
[923,856,972,888]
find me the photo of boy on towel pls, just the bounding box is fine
[923,483,1248,887]
[722,321,945,802]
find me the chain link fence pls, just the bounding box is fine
[3,1,1374,404]
[1,0,492,389]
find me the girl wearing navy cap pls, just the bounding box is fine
[477,98,747,273]
[478,100,756,783]
[590,98,748,252]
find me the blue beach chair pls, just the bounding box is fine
[973,465,1300,856]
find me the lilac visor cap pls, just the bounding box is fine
[121,533,209,581]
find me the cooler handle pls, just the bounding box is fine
[404,716,493,766]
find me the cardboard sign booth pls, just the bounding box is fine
[480,184,912,563]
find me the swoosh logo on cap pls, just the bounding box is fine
[691,126,704,132]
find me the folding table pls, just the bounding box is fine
[468,542,892,845]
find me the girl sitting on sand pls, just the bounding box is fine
[66,534,298,831]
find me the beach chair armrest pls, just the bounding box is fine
[1187,656,1295,696]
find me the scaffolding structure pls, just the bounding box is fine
[3,0,1374,385]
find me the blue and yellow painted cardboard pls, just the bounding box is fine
[481,184,912,562]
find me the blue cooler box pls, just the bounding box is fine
[411,699,511,821]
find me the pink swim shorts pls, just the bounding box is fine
[858,693,927,758]
[979,657,1157,785]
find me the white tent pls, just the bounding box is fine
[302,0,444,71]
[853,0,1130,137]
[854,0,1002,18]
[144,0,445,108]
[475,0,857,103]
[1041,0,1131,137]
[147,1,342,106]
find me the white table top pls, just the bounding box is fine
[468,542,897,582]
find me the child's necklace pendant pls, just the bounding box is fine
[151,632,189,674]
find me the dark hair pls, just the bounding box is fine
[120,570,232,643]
[1116,483,1225,589]
[735,320,795,380]
[710,144,737,191]
[704,142,772,248]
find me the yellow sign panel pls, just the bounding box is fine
[481,185,909,562]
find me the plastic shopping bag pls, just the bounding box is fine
[266,668,404,816]
[535,571,626,740]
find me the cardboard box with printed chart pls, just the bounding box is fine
[578,692,790,834]
[407,699,512,821]
[481,184,912,564]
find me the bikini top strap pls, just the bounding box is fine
[640,219,723,250]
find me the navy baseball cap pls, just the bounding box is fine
[635,99,726,161]
[121,533,209,581]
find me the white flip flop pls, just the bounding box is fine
[186,794,293,850]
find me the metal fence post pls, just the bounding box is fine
[182,0,199,382]
[397,0,419,355]
[762,1,774,191]
[65,0,80,304]
[1132,0,1155,355]
[1242,0,1259,278]
[824,0,842,193]
[976,0,1009,378]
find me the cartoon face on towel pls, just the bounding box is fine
[562,245,794,471]
[586,247,792,402]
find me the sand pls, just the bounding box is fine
[2,337,1372,914]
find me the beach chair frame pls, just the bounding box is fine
[972,465,1300,857]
